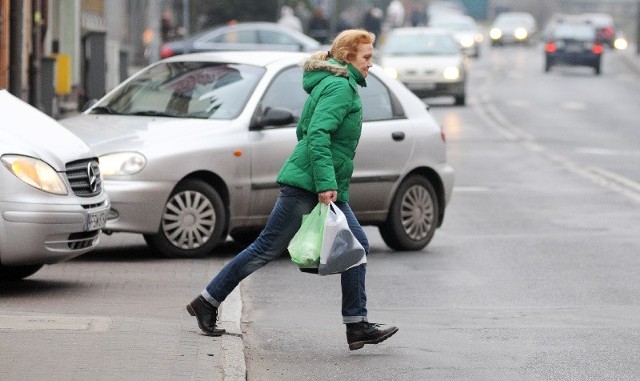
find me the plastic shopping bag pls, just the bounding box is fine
[318,202,366,276]
[288,203,328,269]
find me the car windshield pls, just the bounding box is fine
[431,19,475,31]
[93,62,265,120]
[553,24,595,40]
[384,33,459,55]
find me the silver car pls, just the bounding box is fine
[60,51,454,258]
[0,90,110,280]
[377,27,467,106]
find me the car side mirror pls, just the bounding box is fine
[251,107,295,129]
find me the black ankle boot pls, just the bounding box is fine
[346,321,398,350]
[186,295,226,336]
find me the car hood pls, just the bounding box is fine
[0,90,96,170]
[59,114,234,155]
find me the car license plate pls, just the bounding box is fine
[406,82,436,90]
[86,209,108,231]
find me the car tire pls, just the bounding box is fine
[0,264,43,281]
[454,94,466,106]
[594,64,601,75]
[143,179,227,258]
[379,175,439,251]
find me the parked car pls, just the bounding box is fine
[160,22,323,58]
[0,90,110,280]
[544,22,603,75]
[377,27,467,105]
[59,51,454,258]
[579,12,616,48]
[489,11,537,46]
[429,14,483,58]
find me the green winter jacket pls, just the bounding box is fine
[276,54,367,202]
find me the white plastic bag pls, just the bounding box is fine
[318,202,366,276]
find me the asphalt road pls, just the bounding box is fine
[241,42,640,380]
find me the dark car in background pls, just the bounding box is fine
[580,12,616,48]
[544,22,603,75]
[160,22,323,58]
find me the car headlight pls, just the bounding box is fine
[383,67,399,79]
[459,36,475,48]
[99,152,146,176]
[489,28,502,40]
[1,154,68,195]
[614,37,628,50]
[443,66,460,80]
[514,27,528,40]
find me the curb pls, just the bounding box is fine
[218,287,246,380]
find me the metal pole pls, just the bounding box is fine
[29,0,42,109]
[636,0,640,55]
[9,0,23,97]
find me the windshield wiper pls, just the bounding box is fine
[90,106,120,115]
[129,110,181,118]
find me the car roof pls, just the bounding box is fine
[160,50,312,67]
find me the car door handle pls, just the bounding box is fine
[391,132,405,141]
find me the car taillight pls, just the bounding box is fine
[592,43,604,54]
[544,41,556,53]
[601,27,614,37]
[160,44,174,59]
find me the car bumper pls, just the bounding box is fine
[404,81,465,99]
[546,52,601,67]
[102,179,176,234]
[0,197,110,266]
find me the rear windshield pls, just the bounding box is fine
[553,25,595,40]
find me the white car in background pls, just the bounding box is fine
[0,90,110,280]
[60,51,455,258]
[430,14,483,58]
[377,27,467,106]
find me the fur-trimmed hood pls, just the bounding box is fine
[300,52,365,94]
[302,52,349,78]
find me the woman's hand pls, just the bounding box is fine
[318,190,337,205]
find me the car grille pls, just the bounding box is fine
[67,230,101,250]
[65,158,102,197]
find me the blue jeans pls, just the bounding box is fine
[202,185,369,324]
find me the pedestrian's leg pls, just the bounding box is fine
[336,202,369,323]
[204,186,317,305]
[336,202,398,350]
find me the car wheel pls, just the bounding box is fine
[545,60,551,72]
[379,175,439,251]
[594,64,601,75]
[454,94,466,106]
[0,264,43,281]
[143,179,226,258]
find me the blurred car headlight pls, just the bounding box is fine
[443,66,460,80]
[1,154,68,195]
[383,67,399,79]
[489,28,502,40]
[99,152,146,176]
[514,27,528,40]
[459,36,475,48]
[614,37,628,50]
